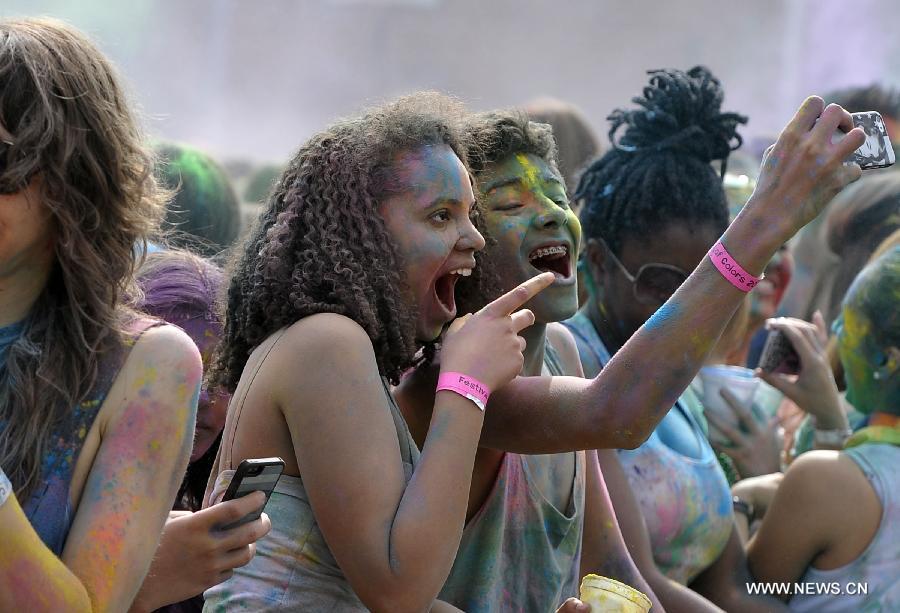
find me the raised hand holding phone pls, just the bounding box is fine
[755,313,846,430]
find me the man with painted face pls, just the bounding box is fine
[396,111,661,612]
[745,245,900,611]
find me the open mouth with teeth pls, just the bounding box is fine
[528,245,572,279]
[433,267,472,316]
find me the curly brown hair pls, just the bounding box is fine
[213,92,475,390]
[453,109,561,312]
[0,18,166,498]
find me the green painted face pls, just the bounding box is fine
[834,251,900,413]
[478,153,581,323]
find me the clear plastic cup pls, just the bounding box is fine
[579,574,652,612]
[698,365,760,444]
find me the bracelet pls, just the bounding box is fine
[732,495,755,520]
[813,425,853,447]
[0,468,11,508]
[436,372,490,412]
[708,240,764,292]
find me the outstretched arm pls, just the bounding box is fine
[0,325,201,612]
[478,98,864,452]
[580,450,665,612]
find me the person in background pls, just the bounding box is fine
[564,66,784,611]
[0,18,202,611]
[744,245,900,612]
[396,110,661,612]
[154,142,242,258]
[129,250,271,613]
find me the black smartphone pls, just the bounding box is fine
[757,329,801,374]
[833,111,895,170]
[219,457,284,530]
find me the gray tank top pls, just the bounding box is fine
[437,343,586,612]
[203,337,420,611]
[788,443,900,612]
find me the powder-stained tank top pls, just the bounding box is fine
[564,311,733,585]
[0,317,161,555]
[789,443,900,612]
[437,343,586,612]
[203,356,420,611]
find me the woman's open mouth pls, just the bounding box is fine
[528,244,572,280]
[432,267,472,318]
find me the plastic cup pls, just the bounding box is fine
[698,365,760,443]
[579,574,652,612]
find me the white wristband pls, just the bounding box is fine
[0,468,11,508]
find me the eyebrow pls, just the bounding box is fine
[481,173,565,194]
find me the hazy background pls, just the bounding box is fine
[4,0,899,166]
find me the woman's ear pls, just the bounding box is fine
[878,346,900,380]
[584,238,609,292]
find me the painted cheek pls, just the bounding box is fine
[567,211,582,250]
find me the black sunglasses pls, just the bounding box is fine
[601,239,689,306]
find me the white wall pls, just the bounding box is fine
[4,0,898,163]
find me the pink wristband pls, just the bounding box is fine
[436,372,490,412]
[708,240,763,292]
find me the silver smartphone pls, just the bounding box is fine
[833,110,895,170]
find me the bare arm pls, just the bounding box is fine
[580,450,665,612]
[690,528,788,612]
[0,325,201,612]
[476,99,864,452]
[747,451,880,599]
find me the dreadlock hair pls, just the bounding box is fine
[0,18,166,499]
[212,92,469,391]
[454,109,561,312]
[575,66,747,257]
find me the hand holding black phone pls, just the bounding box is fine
[219,457,284,531]
[757,329,801,375]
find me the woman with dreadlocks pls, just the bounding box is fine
[202,93,553,612]
[0,18,202,611]
[562,66,785,610]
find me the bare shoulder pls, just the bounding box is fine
[780,450,873,517]
[278,312,374,358]
[267,313,382,401]
[546,322,584,377]
[129,322,203,371]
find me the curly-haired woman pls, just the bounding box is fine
[203,93,553,612]
[0,18,202,612]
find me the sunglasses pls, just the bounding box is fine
[601,239,689,306]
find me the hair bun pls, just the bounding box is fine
[608,66,747,164]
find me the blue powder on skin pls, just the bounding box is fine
[644,301,681,331]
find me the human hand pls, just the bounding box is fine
[732,472,784,521]
[131,492,271,612]
[556,597,591,613]
[441,272,554,392]
[707,388,782,478]
[756,312,846,429]
[749,97,864,240]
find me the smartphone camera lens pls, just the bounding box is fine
[250,466,262,476]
